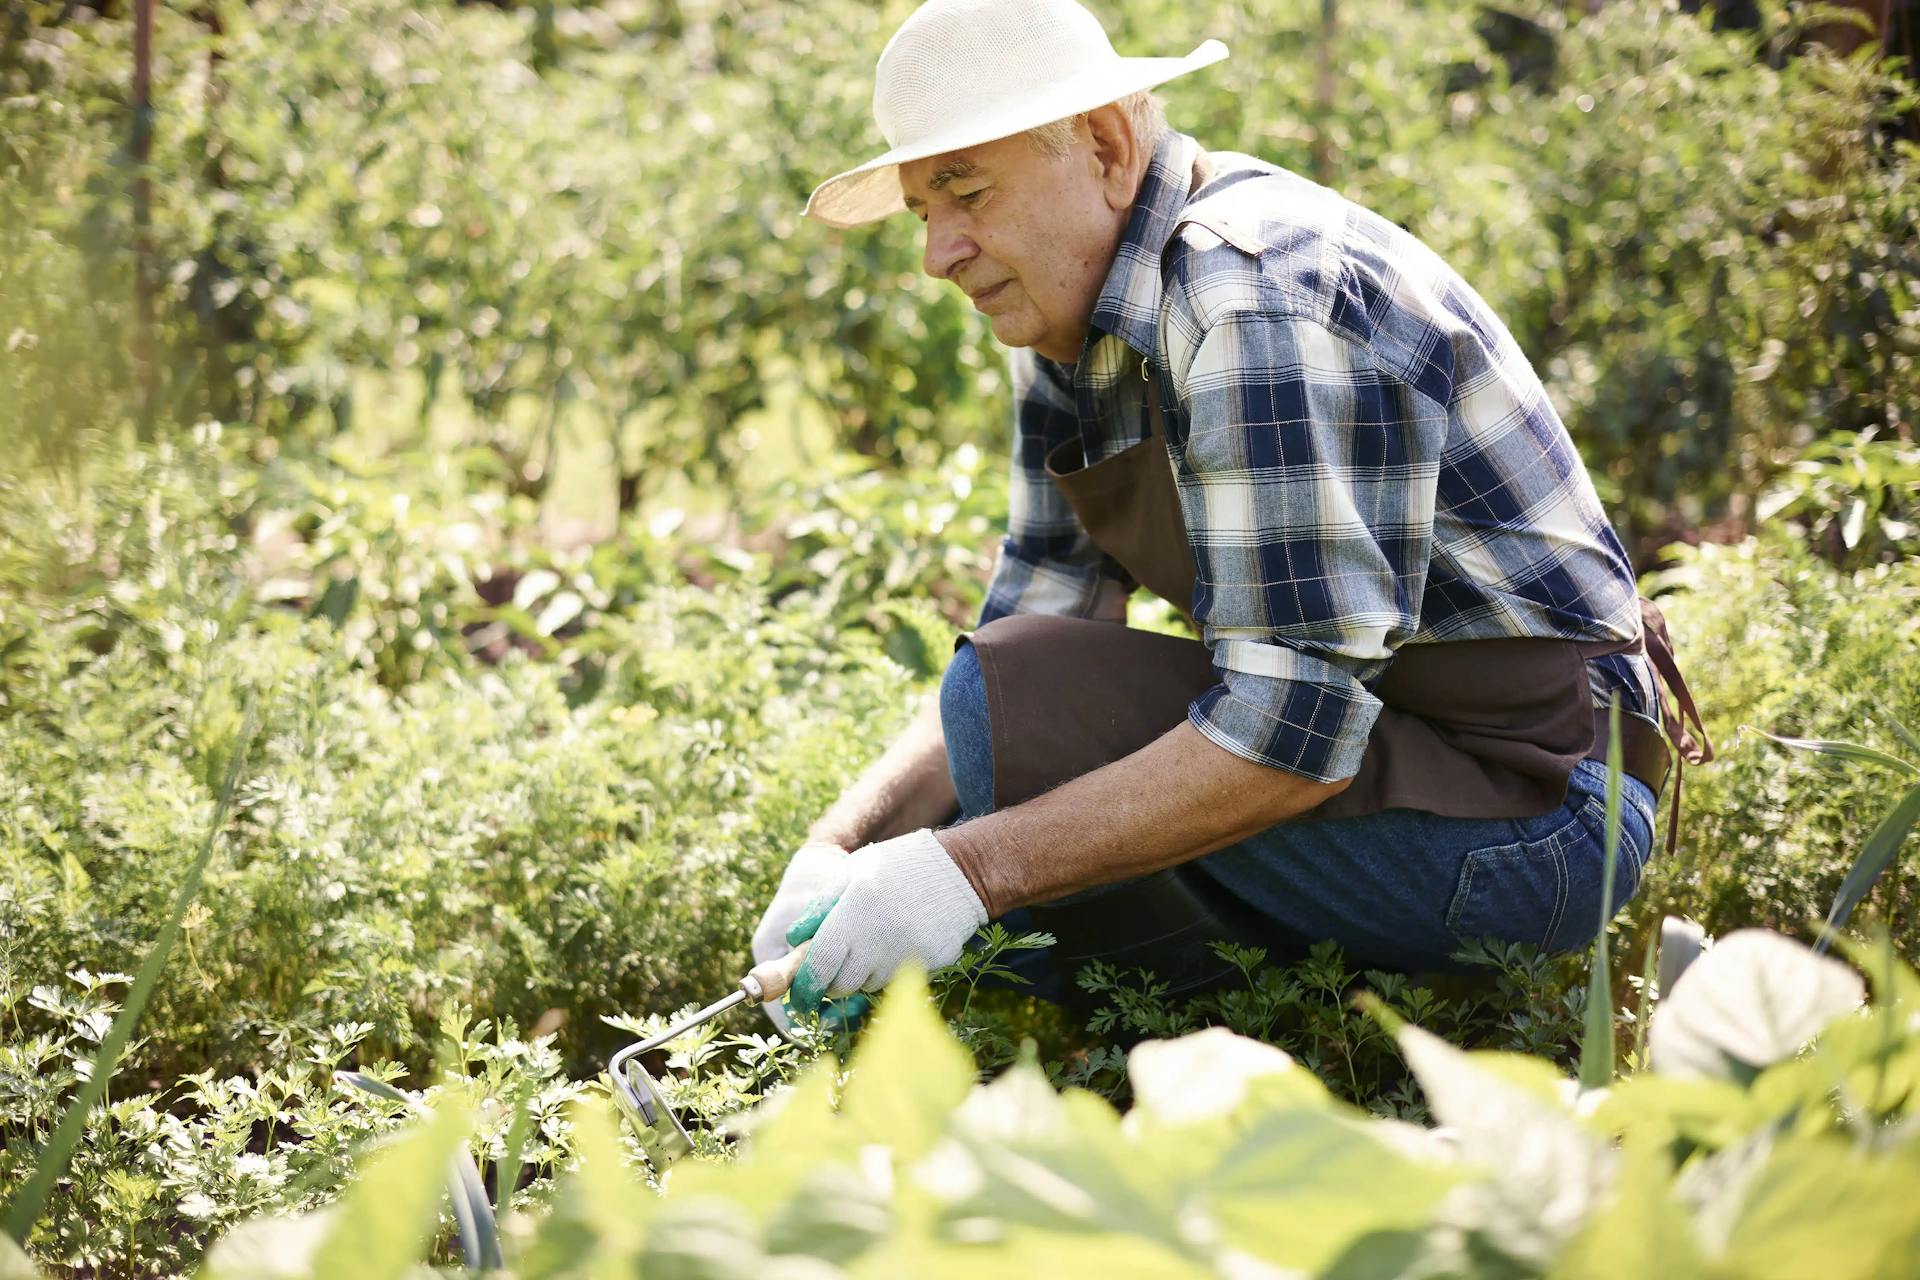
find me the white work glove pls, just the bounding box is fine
[751,842,851,1035]
[784,828,987,1015]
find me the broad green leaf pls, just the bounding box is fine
[1716,1135,1920,1280]
[762,1162,892,1265]
[946,1063,1185,1254]
[1821,782,1920,942]
[1121,1030,1331,1196]
[515,1100,653,1280]
[856,1228,1215,1280]
[1464,1050,1582,1107]
[1650,930,1865,1081]
[669,1063,857,1229]
[1204,1107,1458,1273]
[198,1212,335,1280]
[1126,1027,1323,1127]
[840,966,973,1165]
[635,1200,768,1280]
[0,1236,43,1280]
[1394,1022,1607,1267]
[335,1070,501,1269]
[1747,728,1920,779]
[304,1100,470,1280]
[1585,1073,1754,1150]
[1548,1129,1703,1280]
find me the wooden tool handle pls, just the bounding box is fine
[740,939,811,1004]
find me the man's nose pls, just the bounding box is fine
[921,211,975,283]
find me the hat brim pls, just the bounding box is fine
[803,38,1228,230]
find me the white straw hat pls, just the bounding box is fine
[804,0,1227,229]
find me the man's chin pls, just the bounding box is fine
[987,312,1042,351]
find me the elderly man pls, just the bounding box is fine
[754,0,1707,1024]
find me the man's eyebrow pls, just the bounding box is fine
[927,159,979,190]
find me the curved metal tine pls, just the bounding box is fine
[608,1042,660,1124]
[609,1055,695,1162]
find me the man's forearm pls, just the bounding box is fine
[937,720,1351,918]
[806,695,958,850]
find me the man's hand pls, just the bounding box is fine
[784,829,987,1014]
[751,842,853,1034]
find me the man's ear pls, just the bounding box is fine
[1084,104,1141,212]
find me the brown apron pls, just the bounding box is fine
[957,373,1711,989]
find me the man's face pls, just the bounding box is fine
[900,126,1130,363]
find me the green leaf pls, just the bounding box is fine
[1392,1022,1605,1266]
[1585,1073,1754,1150]
[198,1213,335,1280]
[1126,1027,1327,1127]
[1205,1106,1458,1273]
[335,1071,501,1269]
[840,965,974,1165]
[493,1081,537,1223]
[1649,930,1865,1081]
[1821,782,1920,943]
[1715,1135,1920,1280]
[290,1101,470,1280]
[946,1062,1185,1252]
[1579,698,1625,1092]
[514,1100,653,1280]
[0,1236,43,1280]
[858,1229,1215,1280]
[1548,1129,1704,1280]
[1747,728,1920,779]
[668,1059,850,1227]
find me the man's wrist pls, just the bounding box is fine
[933,820,1005,921]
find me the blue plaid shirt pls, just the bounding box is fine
[978,131,1655,783]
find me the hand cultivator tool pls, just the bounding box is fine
[607,940,811,1164]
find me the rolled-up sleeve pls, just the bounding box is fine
[1169,307,1448,782]
[978,349,1129,626]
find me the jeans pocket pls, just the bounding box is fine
[1445,803,1629,955]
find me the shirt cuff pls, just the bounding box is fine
[978,541,1128,627]
[1186,642,1382,782]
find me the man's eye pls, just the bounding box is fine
[958,188,988,206]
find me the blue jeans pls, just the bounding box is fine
[938,640,1658,994]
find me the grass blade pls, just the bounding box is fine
[1818,781,1920,951]
[2,703,259,1244]
[1579,696,1624,1092]
[1870,701,1920,759]
[1632,926,1660,1073]
[1747,727,1920,779]
[336,1071,413,1108]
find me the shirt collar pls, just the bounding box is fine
[1084,130,1202,362]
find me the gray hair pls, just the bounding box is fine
[1024,90,1166,161]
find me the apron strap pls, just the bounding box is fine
[1637,597,1715,861]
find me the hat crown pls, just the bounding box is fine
[874,0,1120,149]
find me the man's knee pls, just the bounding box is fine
[940,640,995,817]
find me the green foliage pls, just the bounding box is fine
[1639,532,1920,952]
[4,3,1919,1269]
[1758,432,1920,569]
[30,928,1908,1280]
[5,0,1912,541]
